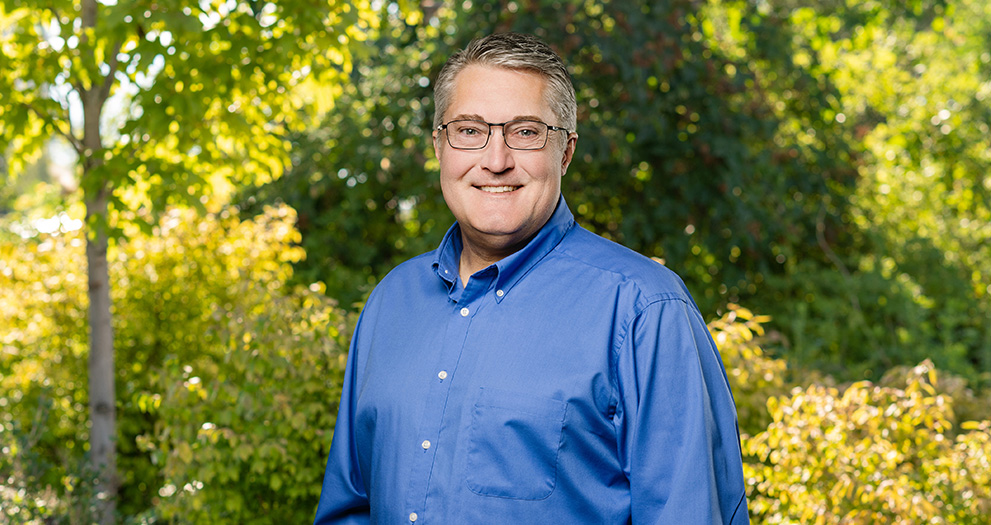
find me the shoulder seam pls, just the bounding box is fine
[611,293,689,356]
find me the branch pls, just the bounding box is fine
[82,0,97,31]
[72,79,87,99]
[98,40,123,103]
[45,6,63,30]
[21,100,84,155]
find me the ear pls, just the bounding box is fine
[432,129,442,161]
[560,133,578,176]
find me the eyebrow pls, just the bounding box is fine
[449,113,485,122]
[512,115,546,123]
[449,114,547,123]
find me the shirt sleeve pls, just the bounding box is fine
[314,314,371,525]
[615,298,749,524]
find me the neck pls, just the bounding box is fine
[457,233,530,288]
[458,245,499,288]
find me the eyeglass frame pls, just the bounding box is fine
[436,119,573,151]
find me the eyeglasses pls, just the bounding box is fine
[437,119,571,151]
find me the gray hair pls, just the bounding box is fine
[432,32,577,133]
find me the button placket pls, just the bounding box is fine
[405,282,487,522]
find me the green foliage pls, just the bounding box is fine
[238,3,454,308]
[0,205,348,520]
[744,360,991,523]
[761,253,986,383]
[145,280,349,522]
[879,362,991,431]
[739,0,991,383]
[707,305,790,436]
[846,0,991,379]
[0,0,380,222]
[712,308,991,523]
[0,202,92,521]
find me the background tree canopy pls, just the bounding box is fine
[2,0,990,521]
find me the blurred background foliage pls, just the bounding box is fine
[1,205,350,521]
[2,0,990,522]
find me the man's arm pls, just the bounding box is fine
[314,317,371,525]
[615,298,749,524]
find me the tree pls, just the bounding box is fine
[0,0,375,520]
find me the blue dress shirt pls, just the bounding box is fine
[315,197,749,524]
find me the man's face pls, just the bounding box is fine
[433,65,577,258]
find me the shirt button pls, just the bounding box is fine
[421,440,431,450]
[496,289,505,297]
[438,370,448,380]
[460,307,469,317]
[409,512,418,522]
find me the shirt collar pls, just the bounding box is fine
[433,224,464,295]
[432,195,575,302]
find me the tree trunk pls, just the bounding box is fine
[80,1,116,521]
[86,188,117,523]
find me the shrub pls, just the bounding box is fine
[708,305,790,436]
[744,360,991,523]
[144,280,349,522]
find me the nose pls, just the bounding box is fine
[481,125,515,174]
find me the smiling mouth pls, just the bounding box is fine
[476,185,521,193]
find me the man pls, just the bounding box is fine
[315,32,748,524]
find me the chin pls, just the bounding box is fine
[473,224,524,239]
[464,218,526,239]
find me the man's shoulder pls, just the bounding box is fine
[555,225,691,301]
[376,250,437,288]
[362,250,439,307]
[388,250,437,275]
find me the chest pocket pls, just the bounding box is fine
[465,388,568,500]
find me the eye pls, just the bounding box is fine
[453,121,487,136]
[508,121,544,138]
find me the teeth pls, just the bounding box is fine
[478,186,519,193]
